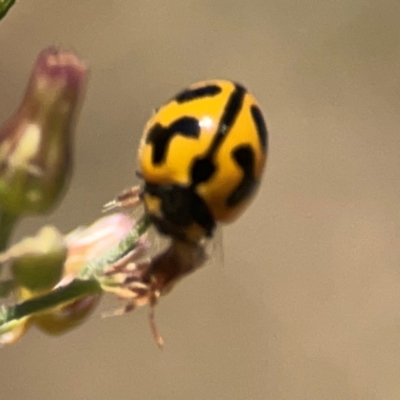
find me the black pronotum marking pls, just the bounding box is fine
[174,85,222,103]
[250,105,268,152]
[227,145,258,207]
[146,117,200,165]
[145,183,216,239]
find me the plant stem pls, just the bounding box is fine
[0,209,17,252]
[0,0,15,20]
[0,208,16,277]
[0,279,101,331]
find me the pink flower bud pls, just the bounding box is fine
[0,47,88,215]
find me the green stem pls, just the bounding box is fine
[0,209,17,275]
[0,279,101,331]
[0,0,15,20]
[0,208,17,251]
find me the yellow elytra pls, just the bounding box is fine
[138,80,268,243]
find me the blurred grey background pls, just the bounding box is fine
[1,1,400,399]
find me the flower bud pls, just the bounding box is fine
[0,47,88,216]
[34,295,100,336]
[1,225,67,293]
[0,213,149,343]
[36,213,138,335]
[0,317,31,346]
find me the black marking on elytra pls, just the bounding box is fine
[218,83,246,135]
[146,117,200,165]
[250,105,268,152]
[175,85,222,103]
[227,145,258,207]
[186,84,246,192]
[206,84,246,157]
[190,157,216,186]
[145,183,216,239]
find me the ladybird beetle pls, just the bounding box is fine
[138,80,268,243]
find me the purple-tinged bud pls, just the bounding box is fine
[0,47,88,216]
